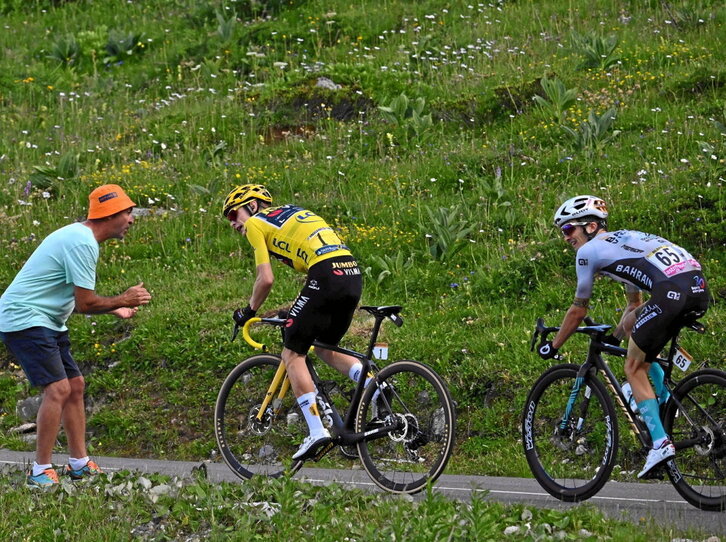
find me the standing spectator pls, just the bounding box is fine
[0,184,152,488]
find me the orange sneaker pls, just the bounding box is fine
[27,467,59,488]
[64,460,103,480]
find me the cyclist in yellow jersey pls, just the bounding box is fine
[223,184,365,460]
[245,205,352,273]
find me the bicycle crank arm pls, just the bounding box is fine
[674,436,709,451]
[333,422,401,447]
[311,441,336,461]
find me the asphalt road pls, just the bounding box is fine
[2,449,724,536]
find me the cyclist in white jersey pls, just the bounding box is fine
[538,195,710,478]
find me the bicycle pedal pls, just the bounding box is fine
[639,466,666,480]
[312,441,335,461]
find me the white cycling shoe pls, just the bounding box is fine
[292,429,332,460]
[638,440,675,479]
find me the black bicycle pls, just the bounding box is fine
[522,312,726,511]
[214,305,456,494]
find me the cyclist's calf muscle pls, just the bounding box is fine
[281,348,316,397]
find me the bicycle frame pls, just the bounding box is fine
[239,309,403,448]
[542,318,704,453]
[525,313,726,509]
[572,342,653,449]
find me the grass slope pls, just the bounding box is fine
[0,0,724,487]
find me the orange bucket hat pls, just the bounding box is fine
[87,184,136,219]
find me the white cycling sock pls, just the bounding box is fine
[297,391,325,435]
[349,362,363,382]
[69,456,89,470]
[349,362,373,388]
[32,462,53,476]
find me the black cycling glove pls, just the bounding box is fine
[538,340,559,360]
[233,305,257,326]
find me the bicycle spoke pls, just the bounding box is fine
[215,355,305,479]
[356,360,455,494]
[522,364,617,502]
[665,370,726,510]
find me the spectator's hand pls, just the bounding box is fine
[124,282,152,307]
[602,334,622,347]
[111,307,138,319]
[538,340,559,360]
[233,305,257,327]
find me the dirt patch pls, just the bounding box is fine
[668,67,725,97]
[251,77,375,133]
[493,77,543,115]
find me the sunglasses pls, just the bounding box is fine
[560,222,590,236]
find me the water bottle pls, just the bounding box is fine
[621,382,639,413]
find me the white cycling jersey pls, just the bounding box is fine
[574,230,702,299]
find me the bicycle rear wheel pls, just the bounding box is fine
[663,368,726,511]
[355,360,456,494]
[522,363,618,502]
[214,354,305,480]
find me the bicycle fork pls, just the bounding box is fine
[255,358,344,428]
[559,375,587,434]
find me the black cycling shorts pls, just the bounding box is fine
[283,256,363,354]
[631,271,710,361]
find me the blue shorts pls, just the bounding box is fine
[0,327,81,387]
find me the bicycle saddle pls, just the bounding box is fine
[679,310,706,334]
[360,305,402,318]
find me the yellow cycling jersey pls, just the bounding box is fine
[245,205,352,273]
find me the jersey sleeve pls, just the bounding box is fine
[64,242,98,290]
[574,245,596,300]
[245,219,271,267]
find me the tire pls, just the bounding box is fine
[215,354,305,480]
[355,360,456,494]
[522,363,618,502]
[662,368,726,511]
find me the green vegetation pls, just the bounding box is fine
[0,467,693,541]
[0,0,724,535]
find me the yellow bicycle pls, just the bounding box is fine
[214,305,456,494]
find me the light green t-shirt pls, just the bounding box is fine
[0,222,98,332]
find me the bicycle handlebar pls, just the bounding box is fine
[241,317,265,350]
[239,316,288,351]
[530,317,614,352]
[231,304,405,354]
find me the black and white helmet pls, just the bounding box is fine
[553,195,608,227]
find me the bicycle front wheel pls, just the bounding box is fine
[663,368,726,511]
[355,360,456,494]
[522,363,618,502]
[214,354,305,480]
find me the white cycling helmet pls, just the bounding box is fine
[553,195,608,227]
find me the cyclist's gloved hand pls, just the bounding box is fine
[602,334,622,347]
[538,340,559,360]
[233,305,257,327]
